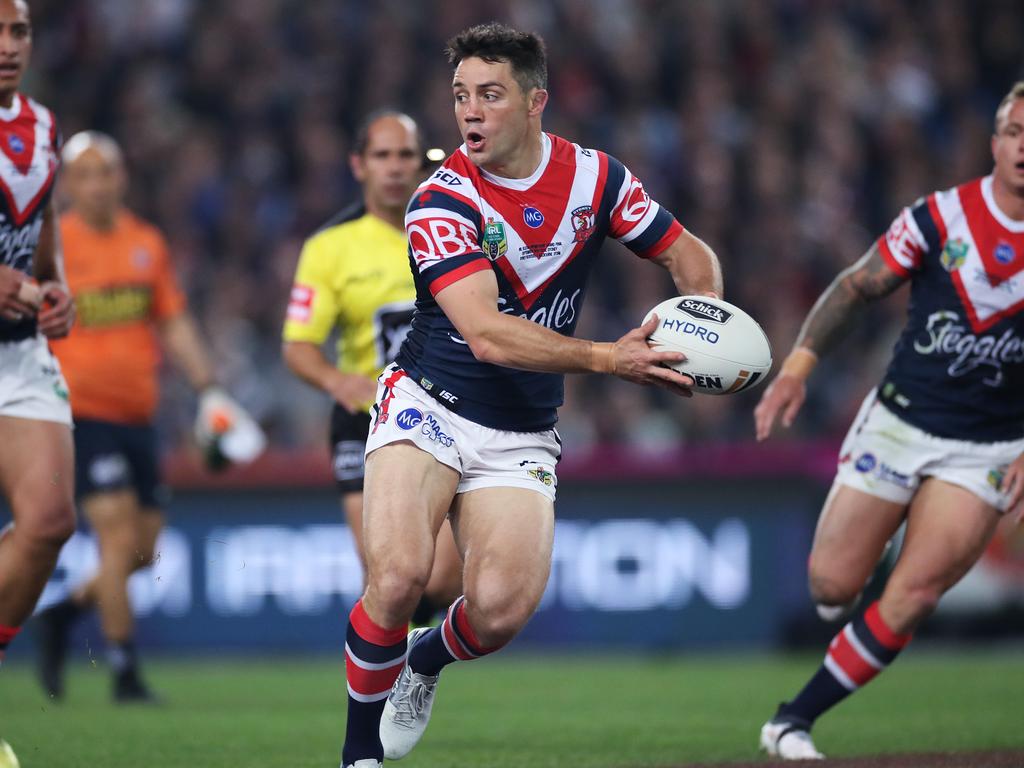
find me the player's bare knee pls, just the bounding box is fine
[808,568,860,608]
[14,501,75,554]
[466,587,535,646]
[367,563,430,616]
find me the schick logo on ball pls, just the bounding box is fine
[677,298,732,324]
[395,408,423,430]
[523,207,544,228]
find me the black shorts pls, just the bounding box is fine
[73,418,168,509]
[330,404,371,494]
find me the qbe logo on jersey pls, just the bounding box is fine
[395,408,423,430]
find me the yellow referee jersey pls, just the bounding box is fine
[283,204,416,389]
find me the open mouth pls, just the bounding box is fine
[0,64,19,78]
[465,131,485,151]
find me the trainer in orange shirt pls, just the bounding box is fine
[39,131,250,702]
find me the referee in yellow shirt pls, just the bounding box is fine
[283,112,461,624]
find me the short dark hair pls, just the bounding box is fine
[351,109,422,156]
[445,22,547,93]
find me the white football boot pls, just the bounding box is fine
[379,628,438,760]
[0,740,20,768]
[760,719,825,760]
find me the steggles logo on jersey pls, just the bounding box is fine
[940,238,968,272]
[913,310,1024,386]
[571,205,595,243]
[498,287,581,332]
[0,214,42,268]
[7,134,23,154]
[482,218,507,261]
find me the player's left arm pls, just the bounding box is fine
[34,199,75,338]
[649,228,723,299]
[158,311,217,393]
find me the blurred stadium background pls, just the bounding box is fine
[3,1,1024,766]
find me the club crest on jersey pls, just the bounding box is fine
[523,207,544,228]
[940,238,968,272]
[571,205,595,243]
[994,241,1016,265]
[482,218,507,261]
[6,134,23,154]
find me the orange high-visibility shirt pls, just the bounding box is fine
[51,209,186,424]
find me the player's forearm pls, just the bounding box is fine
[795,243,904,357]
[466,312,611,374]
[652,229,724,298]
[160,313,216,392]
[33,201,66,285]
[282,340,337,391]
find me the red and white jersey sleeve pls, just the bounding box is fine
[608,163,684,259]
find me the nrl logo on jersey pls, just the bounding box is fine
[676,298,732,324]
[482,218,507,261]
[940,238,968,272]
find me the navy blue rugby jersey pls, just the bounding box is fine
[395,132,683,431]
[0,94,60,343]
[877,175,1024,441]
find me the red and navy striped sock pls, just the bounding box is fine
[780,601,911,725]
[407,596,503,676]
[342,600,407,766]
[0,624,21,665]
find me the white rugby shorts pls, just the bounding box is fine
[365,365,560,502]
[0,336,72,426]
[835,389,1024,512]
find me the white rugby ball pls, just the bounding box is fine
[644,295,772,395]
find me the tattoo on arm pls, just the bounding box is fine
[795,243,907,357]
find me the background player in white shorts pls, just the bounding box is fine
[752,81,1024,760]
[0,4,76,756]
[339,22,724,768]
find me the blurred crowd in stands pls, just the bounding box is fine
[28,0,1024,455]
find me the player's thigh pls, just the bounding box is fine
[450,486,554,610]
[362,441,459,575]
[810,481,906,595]
[886,478,1000,601]
[0,415,74,534]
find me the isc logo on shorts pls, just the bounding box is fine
[395,408,424,430]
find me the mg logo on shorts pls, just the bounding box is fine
[395,408,423,430]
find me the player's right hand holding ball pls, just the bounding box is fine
[754,347,817,441]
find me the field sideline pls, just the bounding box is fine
[0,649,1021,767]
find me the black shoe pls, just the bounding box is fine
[113,670,161,704]
[33,599,81,699]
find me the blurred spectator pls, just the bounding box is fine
[31,0,1024,453]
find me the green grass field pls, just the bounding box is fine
[0,648,1021,767]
